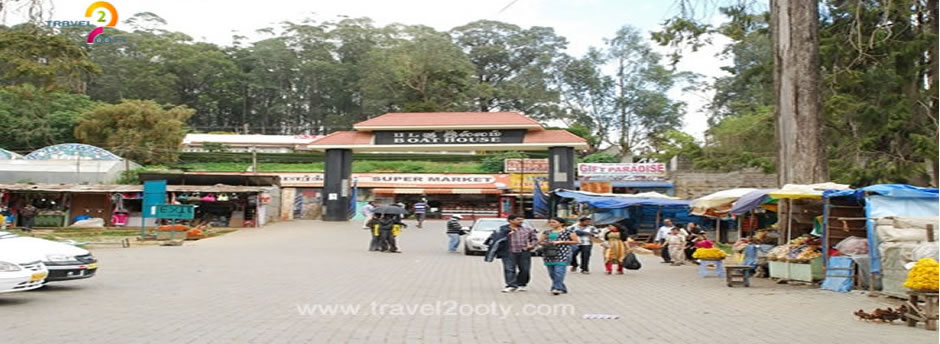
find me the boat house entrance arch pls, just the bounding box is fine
[307,112,588,221]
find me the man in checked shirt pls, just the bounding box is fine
[485,215,538,293]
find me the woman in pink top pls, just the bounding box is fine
[693,234,714,249]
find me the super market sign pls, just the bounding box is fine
[577,163,668,181]
[278,173,510,188]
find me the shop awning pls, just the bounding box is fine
[690,188,758,215]
[768,182,850,200]
[554,189,690,209]
[730,189,778,215]
[373,188,503,195]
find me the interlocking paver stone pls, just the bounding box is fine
[0,220,936,343]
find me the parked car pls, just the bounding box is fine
[0,231,97,282]
[0,250,48,294]
[463,218,536,255]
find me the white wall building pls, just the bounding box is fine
[181,134,322,153]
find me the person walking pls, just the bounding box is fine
[367,214,382,251]
[484,215,537,293]
[413,199,428,229]
[568,216,599,274]
[600,223,630,274]
[540,217,579,295]
[445,214,464,253]
[654,219,675,263]
[665,227,687,265]
[685,223,704,260]
[361,201,376,229]
[19,203,37,233]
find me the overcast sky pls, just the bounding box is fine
[6,0,732,140]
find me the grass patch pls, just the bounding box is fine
[25,226,238,247]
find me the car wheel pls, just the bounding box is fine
[464,245,472,256]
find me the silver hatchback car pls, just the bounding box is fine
[463,218,537,255]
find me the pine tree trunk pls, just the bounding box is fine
[928,0,939,187]
[771,0,828,186]
[772,0,827,245]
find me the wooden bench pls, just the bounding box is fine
[905,291,938,331]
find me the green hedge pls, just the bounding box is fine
[177,152,520,164]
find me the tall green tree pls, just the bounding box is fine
[557,48,613,152]
[0,24,99,92]
[655,1,938,187]
[450,20,567,120]
[605,26,686,162]
[0,84,100,152]
[360,25,474,113]
[74,99,194,164]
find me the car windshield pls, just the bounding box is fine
[472,220,532,232]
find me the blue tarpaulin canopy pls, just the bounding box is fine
[730,189,778,216]
[554,190,691,209]
[823,184,939,275]
[553,189,697,229]
[823,184,939,202]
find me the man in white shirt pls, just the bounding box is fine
[361,201,376,229]
[654,219,675,263]
[568,217,600,274]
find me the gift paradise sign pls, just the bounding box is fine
[577,163,668,181]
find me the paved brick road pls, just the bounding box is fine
[1,220,936,343]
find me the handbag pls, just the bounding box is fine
[540,243,558,257]
[623,252,642,270]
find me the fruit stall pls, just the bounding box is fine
[762,186,829,282]
[765,235,824,282]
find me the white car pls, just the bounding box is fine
[0,231,97,282]
[0,250,48,294]
[464,218,536,255]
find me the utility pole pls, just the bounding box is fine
[75,151,81,183]
[251,145,258,174]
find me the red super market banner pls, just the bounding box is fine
[577,163,668,181]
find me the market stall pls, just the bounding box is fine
[764,183,850,282]
[0,184,270,229]
[170,186,268,228]
[822,184,939,295]
[690,188,759,242]
[729,188,780,239]
[551,189,694,240]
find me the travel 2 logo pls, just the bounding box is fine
[45,1,121,44]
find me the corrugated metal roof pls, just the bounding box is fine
[182,134,321,145]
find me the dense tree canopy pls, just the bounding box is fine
[655,0,938,187]
[0,5,935,187]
